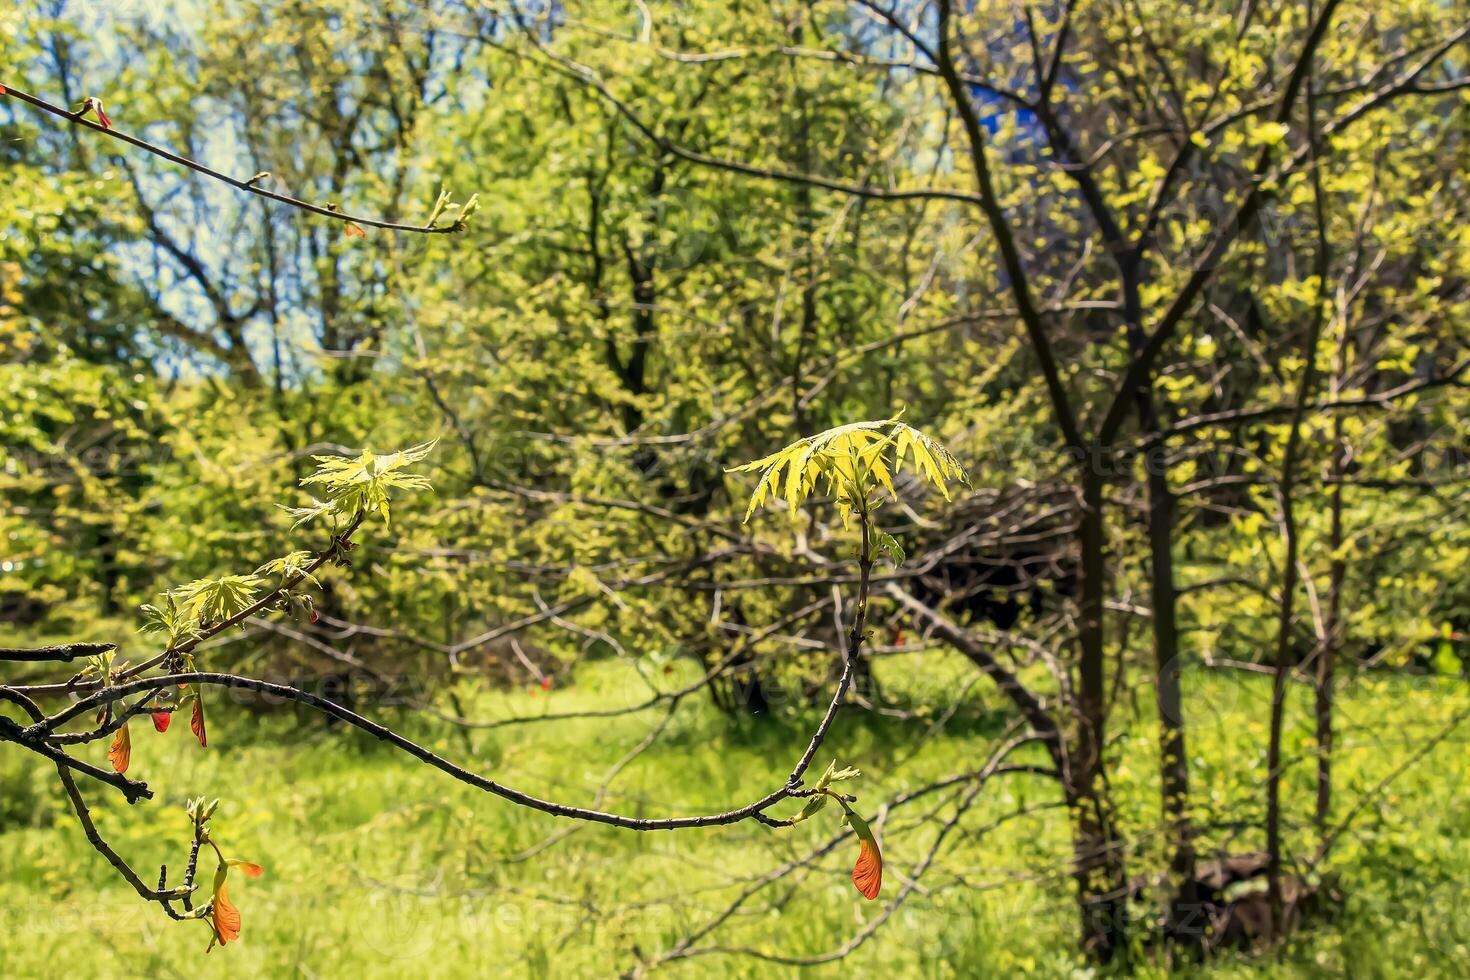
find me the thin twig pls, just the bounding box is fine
[0,85,463,235]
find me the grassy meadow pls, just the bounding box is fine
[2,654,1467,978]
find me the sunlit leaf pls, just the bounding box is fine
[170,574,264,625]
[256,551,321,588]
[728,418,965,523]
[299,442,436,527]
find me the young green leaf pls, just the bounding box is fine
[255,551,321,588]
[875,531,906,568]
[728,418,965,524]
[790,794,829,825]
[171,574,265,625]
[299,441,436,527]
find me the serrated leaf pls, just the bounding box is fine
[728,418,964,524]
[300,441,436,527]
[256,551,320,588]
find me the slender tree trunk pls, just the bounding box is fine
[1146,463,1200,927]
[932,0,1126,956]
[1145,459,1201,937]
[1072,469,1128,960]
[1313,289,1353,830]
[1123,264,1200,941]
[1267,43,1331,934]
[1315,393,1347,827]
[1264,438,1306,937]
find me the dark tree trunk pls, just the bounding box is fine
[1123,261,1200,941]
[1072,470,1129,960]
[1146,463,1202,933]
[1315,394,1348,826]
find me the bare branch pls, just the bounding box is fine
[0,85,465,235]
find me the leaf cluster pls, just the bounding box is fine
[727,417,968,525]
[287,441,436,529]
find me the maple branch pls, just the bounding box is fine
[0,84,465,235]
[0,642,114,663]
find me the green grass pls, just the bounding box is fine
[2,654,1467,978]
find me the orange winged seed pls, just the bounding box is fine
[107,722,132,774]
[191,697,208,747]
[852,837,882,900]
[212,882,241,944]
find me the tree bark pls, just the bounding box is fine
[1072,469,1128,960]
[1315,385,1348,826]
[1120,257,1200,941]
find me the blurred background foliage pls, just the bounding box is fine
[2,0,1469,974]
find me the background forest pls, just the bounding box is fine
[3,0,1470,976]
